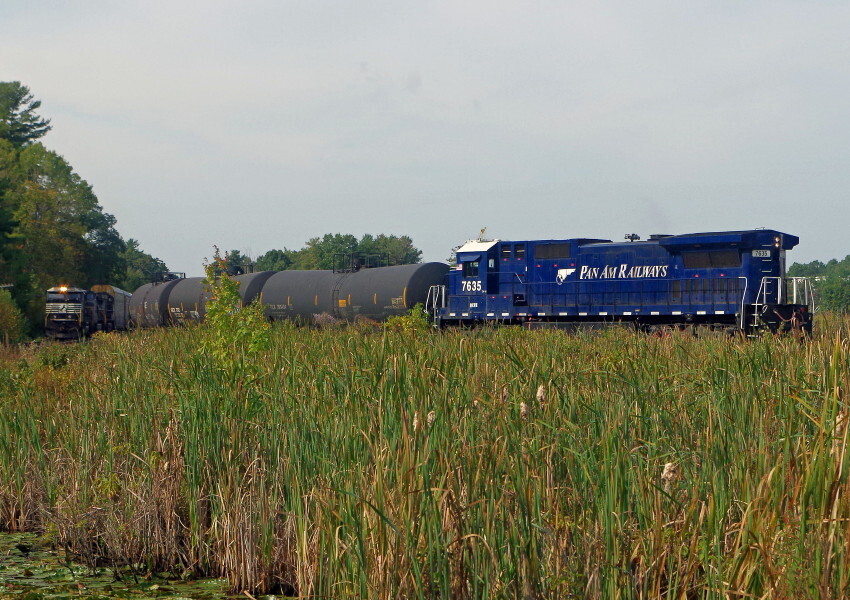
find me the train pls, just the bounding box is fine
[44,284,132,340]
[434,229,813,334]
[124,228,814,336]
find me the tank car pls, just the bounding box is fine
[129,263,450,326]
[129,278,184,327]
[431,229,814,335]
[259,263,450,322]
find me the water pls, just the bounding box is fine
[0,533,232,600]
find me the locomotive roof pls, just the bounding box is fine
[453,229,799,254]
[455,239,500,253]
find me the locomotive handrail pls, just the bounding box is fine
[786,277,814,310]
[425,285,446,323]
[756,276,783,306]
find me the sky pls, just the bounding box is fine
[2,1,850,275]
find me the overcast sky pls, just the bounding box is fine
[3,1,849,275]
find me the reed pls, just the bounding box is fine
[0,317,849,598]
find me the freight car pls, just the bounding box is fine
[129,263,450,327]
[45,285,132,340]
[429,229,814,335]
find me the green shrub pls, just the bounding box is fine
[383,302,431,333]
[201,247,270,366]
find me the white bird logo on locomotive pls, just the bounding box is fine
[556,268,576,284]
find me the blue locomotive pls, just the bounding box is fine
[429,229,814,334]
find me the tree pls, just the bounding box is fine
[0,143,127,324]
[0,288,25,343]
[371,234,421,265]
[118,239,168,292]
[256,233,423,272]
[787,260,826,278]
[301,234,359,270]
[255,248,295,271]
[0,82,51,148]
[224,249,252,274]
[788,255,850,312]
[817,275,850,312]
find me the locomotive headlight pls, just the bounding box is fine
[774,235,781,248]
[59,286,68,292]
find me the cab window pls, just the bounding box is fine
[462,261,479,278]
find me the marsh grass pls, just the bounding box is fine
[0,317,849,598]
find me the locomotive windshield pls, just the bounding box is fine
[46,292,83,302]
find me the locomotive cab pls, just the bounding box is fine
[446,240,498,320]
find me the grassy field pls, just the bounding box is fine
[1,315,849,598]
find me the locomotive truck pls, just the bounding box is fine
[45,285,132,340]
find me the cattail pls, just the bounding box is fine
[427,410,436,427]
[832,410,848,456]
[661,462,679,492]
[413,411,420,433]
[520,402,529,420]
[836,410,849,437]
[536,384,546,404]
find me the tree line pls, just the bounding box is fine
[0,81,167,335]
[225,233,422,273]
